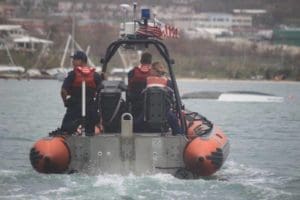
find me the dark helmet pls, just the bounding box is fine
[71,51,88,63]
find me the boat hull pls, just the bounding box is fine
[30,113,229,178]
[30,115,230,178]
[65,128,229,178]
[66,134,187,176]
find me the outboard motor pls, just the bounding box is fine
[99,80,126,133]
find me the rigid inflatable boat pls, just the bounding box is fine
[29,8,230,179]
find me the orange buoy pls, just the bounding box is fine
[183,127,229,177]
[30,136,71,173]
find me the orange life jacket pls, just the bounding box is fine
[73,66,96,88]
[146,76,168,88]
[129,64,151,83]
[128,64,151,92]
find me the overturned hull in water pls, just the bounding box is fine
[182,91,284,103]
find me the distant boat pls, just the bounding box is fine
[0,65,25,78]
[45,67,72,81]
[0,37,25,79]
[182,91,284,103]
[25,69,42,78]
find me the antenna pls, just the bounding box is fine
[133,2,137,33]
[120,3,130,33]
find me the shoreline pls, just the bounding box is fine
[177,77,300,84]
[1,76,299,84]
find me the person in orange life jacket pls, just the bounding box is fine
[134,61,182,134]
[148,61,181,134]
[60,51,103,136]
[127,52,152,118]
[149,61,172,87]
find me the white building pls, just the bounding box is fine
[232,15,252,27]
[192,13,233,29]
[233,9,267,15]
[171,12,252,39]
[0,24,53,51]
[184,13,252,29]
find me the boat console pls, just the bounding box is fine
[99,80,127,133]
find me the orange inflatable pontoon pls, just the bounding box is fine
[30,136,70,173]
[183,112,229,177]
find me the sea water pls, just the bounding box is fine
[0,79,299,200]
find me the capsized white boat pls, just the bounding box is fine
[218,91,284,102]
[182,91,284,103]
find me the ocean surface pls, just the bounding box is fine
[0,79,299,200]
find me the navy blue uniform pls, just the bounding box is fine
[61,70,102,135]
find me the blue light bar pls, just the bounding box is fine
[141,8,150,20]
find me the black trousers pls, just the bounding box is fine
[61,103,99,136]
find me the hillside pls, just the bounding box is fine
[5,0,300,26]
[1,0,300,80]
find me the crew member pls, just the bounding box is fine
[146,61,181,134]
[60,50,103,136]
[127,52,152,118]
